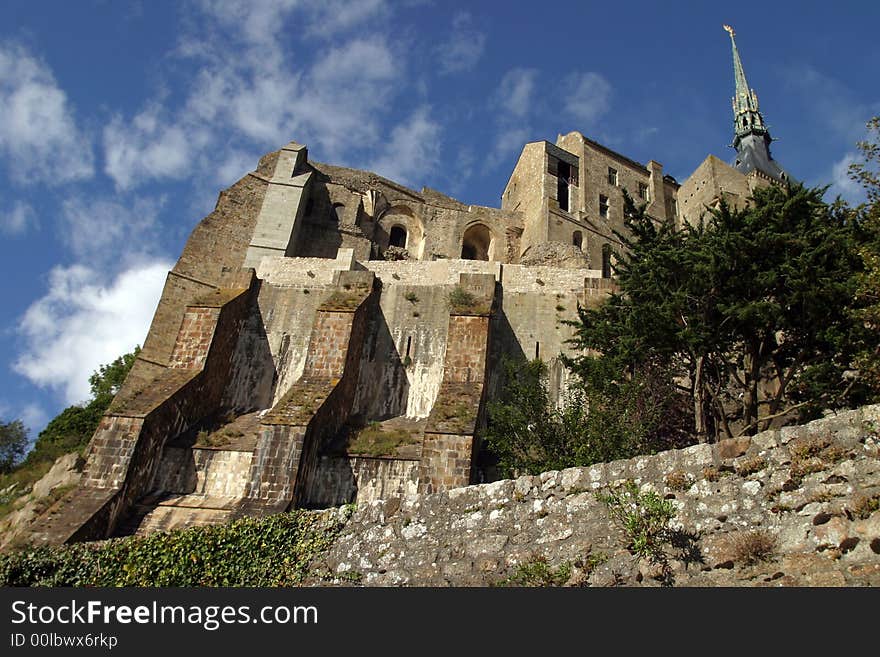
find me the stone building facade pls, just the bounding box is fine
[25,26,793,545]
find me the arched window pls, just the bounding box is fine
[461,224,491,261]
[572,231,583,249]
[332,203,345,223]
[389,225,407,248]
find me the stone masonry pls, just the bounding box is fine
[316,405,880,587]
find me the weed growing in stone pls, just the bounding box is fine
[496,555,571,587]
[850,492,880,519]
[596,480,676,563]
[447,285,476,312]
[665,470,691,491]
[730,529,777,566]
[735,455,766,476]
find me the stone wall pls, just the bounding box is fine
[237,274,376,516]
[26,281,256,545]
[317,405,880,586]
[503,141,550,257]
[153,446,253,498]
[305,456,420,508]
[677,154,752,227]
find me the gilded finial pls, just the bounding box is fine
[723,24,735,37]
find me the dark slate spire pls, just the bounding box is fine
[723,24,789,182]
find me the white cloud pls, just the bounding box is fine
[20,403,48,437]
[0,200,37,235]
[302,0,388,39]
[369,106,440,187]
[563,72,612,124]
[110,6,407,189]
[103,106,196,190]
[60,195,165,264]
[437,12,486,75]
[196,0,300,47]
[827,152,866,204]
[311,38,396,84]
[495,68,537,118]
[216,149,261,186]
[783,65,871,142]
[489,126,531,170]
[0,43,94,185]
[14,261,172,405]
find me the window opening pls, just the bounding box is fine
[389,225,407,248]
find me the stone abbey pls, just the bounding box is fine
[29,27,791,544]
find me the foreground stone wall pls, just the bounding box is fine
[316,405,880,586]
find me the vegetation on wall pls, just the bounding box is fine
[851,117,880,393]
[0,507,349,586]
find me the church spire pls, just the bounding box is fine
[722,24,788,182]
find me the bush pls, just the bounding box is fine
[447,286,476,312]
[0,508,349,587]
[483,357,692,478]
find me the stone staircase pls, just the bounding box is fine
[114,412,261,537]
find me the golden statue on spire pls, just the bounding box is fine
[723,24,735,37]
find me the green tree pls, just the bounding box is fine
[850,117,880,392]
[483,356,688,477]
[26,346,141,465]
[484,358,572,477]
[88,348,140,402]
[568,185,874,441]
[0,420,29,474]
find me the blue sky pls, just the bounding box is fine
[1,0,878,443]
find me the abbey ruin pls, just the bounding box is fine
[26,28,793,545]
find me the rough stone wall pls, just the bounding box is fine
[417,434,475,495]
[27,284,255,544]
[351,280,449,421]
[677,154,752,227]
[305,456,420,508]
[555,131,677,268]
[303,161,522,263]
[243,142,311,268]
[239,276,375,514]
[416,274,496,494]
[123,152,276,399]
[503,142,550,258]
[168,307,220,369]
[153,447,253,498]
[318,405,880,587]
[444,315,491,383]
